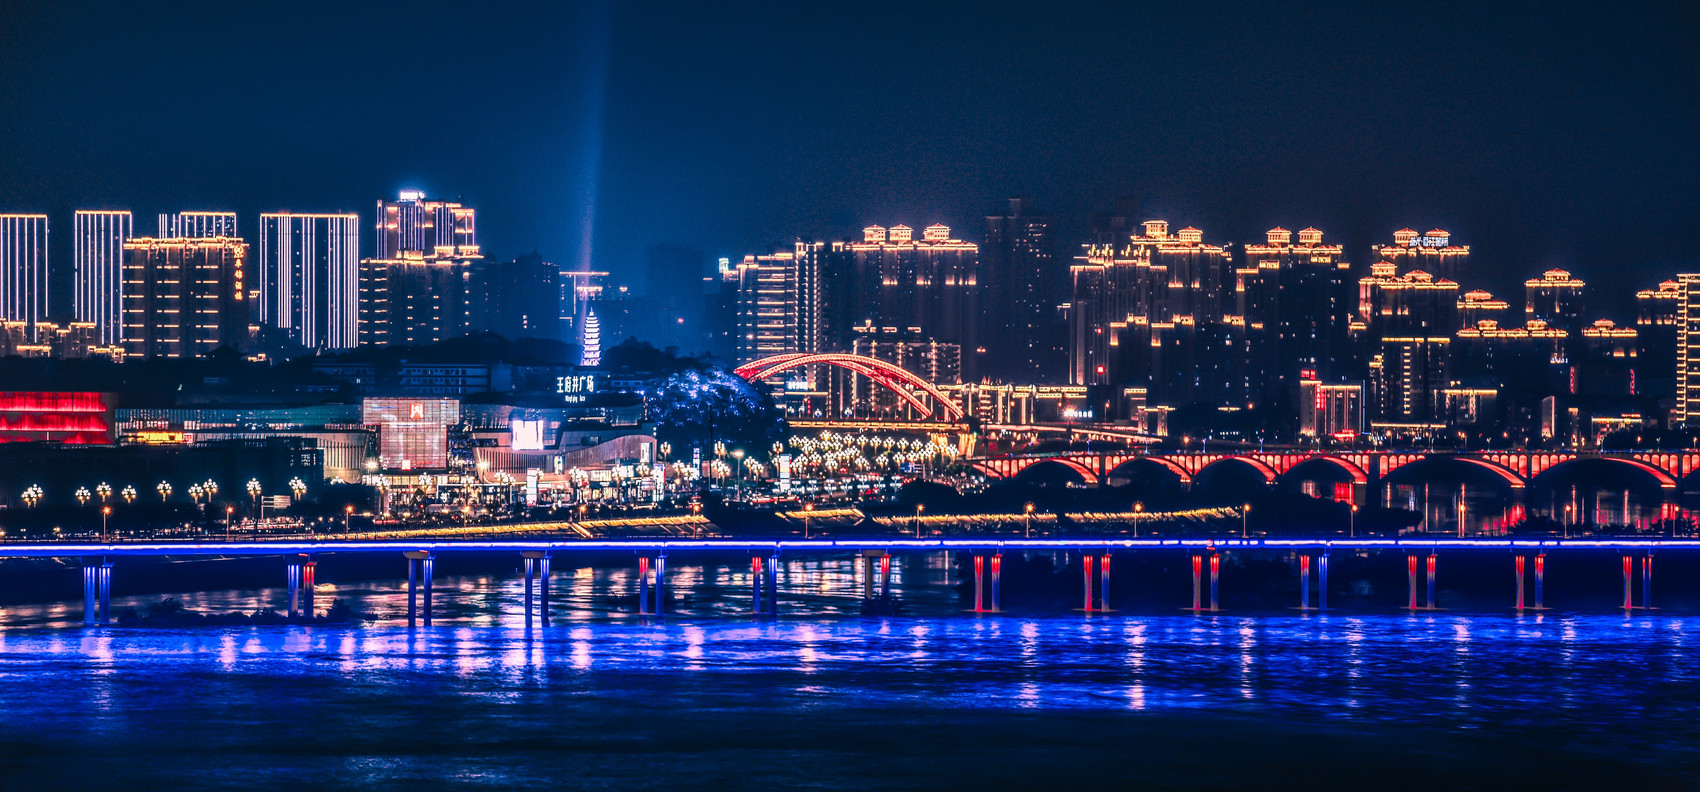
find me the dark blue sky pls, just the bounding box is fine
[1,0,1696,314]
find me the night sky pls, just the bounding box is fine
[2,0,1696,314]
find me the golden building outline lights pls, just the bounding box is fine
[0,213,50,338]
[73,210,133,345]
[376,191,476,259]
[836,223,978,358]
[157,210,237,239]
[1372,227,1469,283]
[259,212,361,350]
[121,236,250,358]
[358,247,482,348]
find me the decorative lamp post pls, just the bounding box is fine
[804,501,815,539]
[157,481,172,502]
[1242,503,1251,538]
[247,479,262,526]
[914,503,925,538]
[101,506,111,542]
[121,485,136,504]
[1133,501,1144,538]
[1025,502,1034,538]
[289,477,307,502]
[344,504,354,534]
[76,487,91,506]
[96,482,112,504]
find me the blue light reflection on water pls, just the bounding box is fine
[0,557,1696,787]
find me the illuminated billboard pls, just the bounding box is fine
[0,392,115,445]
[362,398,460,471]
[511,418,547,451]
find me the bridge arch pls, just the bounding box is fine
[1529,456,1678,490]
[735,354,965,421]
[1013,458,1098,486]
[1454,458,1527,489]
[1279,455,1370,486]
[1196,456,1278,485]
[1105,456,1193,486]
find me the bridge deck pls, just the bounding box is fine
[2,537,1696,557]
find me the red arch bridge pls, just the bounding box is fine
[19,537,1694,625]
[972,449,1700,495]
[734,353,965,421]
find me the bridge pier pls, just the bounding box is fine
[638,556,651,614]
[286,558,300,618]
[1190,552,1202,611]
[81,557,111,626]
[301,558,316,618]
[1100,553,1112,612]
[654,553,667,616]
[1299,554,1311,611]
[751,556,764,614]
[767,551,780,616]
[1426,553,1437,610]
[1318,552,1330,611]
[1642,553,1654,610]
[879,554,891,598]
[1622,554,1633,610]
[973,555,985,612]
[521,550,549,627]
[1209,552,1220,612]
[404,551,433,626]
[1515,554,1526,610]
[990,553,1002,612]
[1082,554,1095,612]
[1534,553,1545,609]
[1406,554,1419,611]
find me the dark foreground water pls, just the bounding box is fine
[1,557,1697,790]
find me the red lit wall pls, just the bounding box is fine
[0,392,114,444]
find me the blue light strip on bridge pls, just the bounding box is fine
[2,537,1698,558]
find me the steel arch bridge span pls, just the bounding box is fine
[734,354,966,421]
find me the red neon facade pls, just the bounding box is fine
[0,392,114,444]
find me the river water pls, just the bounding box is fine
[0,555,1695,790]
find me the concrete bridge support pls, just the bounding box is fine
[767,552,780,616]
[1100,553,1112,613]
[1190,552,1202,611]
[750,556,765,614]
[638,556,651,615]
[521,551,550,627]
[973,555,985,612]
[1535,554,1545,609]
[654,553,667,616]
[81,557,111,626]
[1082,554,1095,612]
[404,551,434,626]
[1318,552,1330,611]
[990,554,1002,612]
[1299,554,1311,611]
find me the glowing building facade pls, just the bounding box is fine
[157,211,237,239]
[1525,268,1587,335]
[258,212,361,350]
[0,214,50,338]
[357,249,479,348]
[121,237,251,358]
[1675,274,1700,426]
[375,191,475,258]
[1239,226,1352,399]
[828,224,978,377]
[1372,227,1469,283]
[73,210,132,344]
[1067,221,1239,410]
[981,199,1060,383]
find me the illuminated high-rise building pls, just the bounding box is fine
[1068,220,1237,409]
[1674,274,1700,426]
[828,224,977,375]
[0,214,49,338]
[1458,289,1510,329]
[1358,264,1459,425]
[1239,226,1351,399]
[258,212,361,350]
[73,210,132,344]
[121,237,251,358]
[357,249,479,347]
[735,242,825,363]
[471,252,561,342]
[1525,268,1586,335]
[1636,279,1682,399]
[1372,227,1469,283]
[157,211,237,239]
[375,190,475,258]
[981,199,1060,383]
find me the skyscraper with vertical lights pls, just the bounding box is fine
[375,191,475,258]
[157,211,237,239]
[73,210,132,344]
[121,237,251,358]
[258,212,361,350]
[1068,220,1236,414]
[1372,227,1469,283]
[0,213,50,339]
[982,198,1060,383]
[828,224,978,377]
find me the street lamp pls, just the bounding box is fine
[247,479,262,527]
[96,482,111,504]
[76,487,90,506]
[1024,502,1034,538]
[1242,503,1251,538]
[289,477,307,502]
[225,505,234,542]
[121,485,136,504]
[157,481,172,502]
[22,485,41,508]
[344,504,354,534]
[914,503,925,538]
[1350,503,1359,538]
[101,506,111,542]
[1133,501,1143,538]
[804,501,816,539]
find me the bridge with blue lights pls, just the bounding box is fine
[14,535,1690,628]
